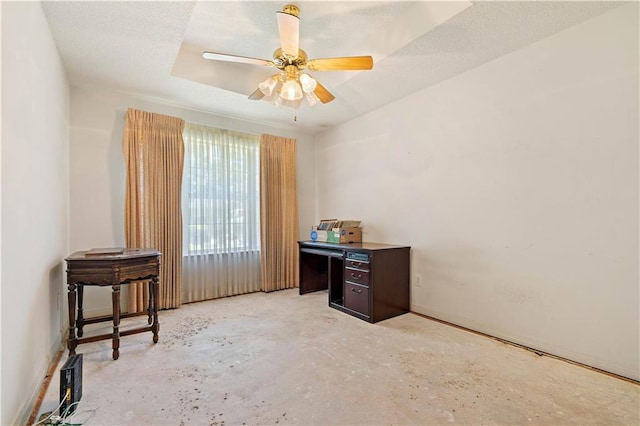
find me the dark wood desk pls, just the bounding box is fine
[298,241,410,323]
[65,249,161,360]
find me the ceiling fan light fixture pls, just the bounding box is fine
[279,97,304,109]
[305,91,319,107]
[258,76,277,96]
[204,3,376,111]
[299,73,317,93]
[281,78,303,101]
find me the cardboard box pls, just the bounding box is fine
[327,227,362,244]
[311,219,363,243]
[310,229,328,242]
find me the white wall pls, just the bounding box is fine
[314,4,638,380]
[69,87,317,315]
[1,2,70,424]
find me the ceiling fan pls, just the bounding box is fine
[202,4,373,108]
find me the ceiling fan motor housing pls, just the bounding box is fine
[272,48,307,70]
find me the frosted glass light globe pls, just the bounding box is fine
[258,76,277,96]
[299,73,317,94]
[281,79,303,101]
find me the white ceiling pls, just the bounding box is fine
[42,1,626,133]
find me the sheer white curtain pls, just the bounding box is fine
[182,123,261,303]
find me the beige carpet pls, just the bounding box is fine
[37,289,638,425]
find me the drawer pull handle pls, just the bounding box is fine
[350,273,362,279]
[351,288,362,294]
[353,262,362,267]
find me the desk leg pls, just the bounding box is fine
[112,284,121,360]
[67,283,78,356]
[151,276,159,343]
[77,284,85,337]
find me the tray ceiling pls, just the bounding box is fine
[42,1,626,133]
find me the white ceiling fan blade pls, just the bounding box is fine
[276,11,299,57]
[202,51,273,67]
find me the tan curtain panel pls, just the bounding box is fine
[123,108,185,311]
[259,134,299,292]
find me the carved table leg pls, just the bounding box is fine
[152,276,159,343]
[67,282,78,356]
[147,280,153,325]
[77,284,85,338]
[112,284,121,360]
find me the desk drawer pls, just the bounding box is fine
[345,259,369,270]
[345,267,369,286]
[345,282,370,316]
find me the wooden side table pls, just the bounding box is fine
[65,248,161,360]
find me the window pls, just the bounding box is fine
[182,124,260,255]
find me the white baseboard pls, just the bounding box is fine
[411,303,639,382]
[13,334,66,426]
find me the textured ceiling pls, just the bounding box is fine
[42,1,626,133]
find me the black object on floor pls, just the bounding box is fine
[59,353,83,415]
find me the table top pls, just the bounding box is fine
[66,248,161,261]
[298,241,410,251]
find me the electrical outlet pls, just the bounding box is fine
[415,274,423,287]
